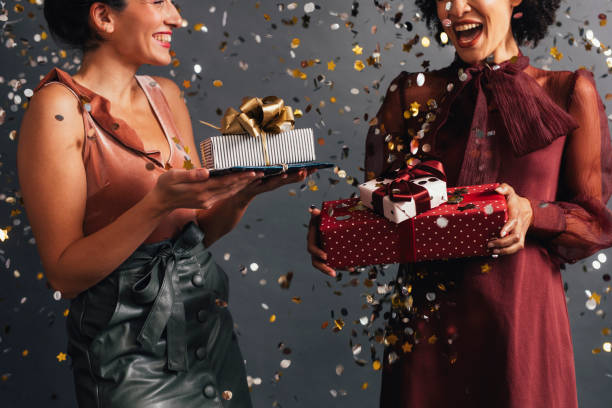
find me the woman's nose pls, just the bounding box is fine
[165,1,182,27]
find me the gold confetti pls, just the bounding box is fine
[321,321,329,329]
[213,80,223,87]
[291,297,302,304]
[550,46,563,61]
[354,60,365,71]
[182,80,191,88]
[36,272,44,280]
[590,292,602,305]
[602,328,611,336]
[290,38,300,48]
[421,36,431,47]
[63,309,70,317]
[0,228,9,242]
[183,159,194,170]
[22,349,29,357]
[386,334,399,345]
[592,348,602,354]
[428,335,438,344]
[480,263,491,274]
[330,96,336,103]
[269,314,276,323]
[56,352,67,362]
[409,101,421,117]
[333,319,345,330]
[402,342,413,353]
[361,382,369,390]
[372,360,381,370]
[327,60,336,71]
[352,44,363,55]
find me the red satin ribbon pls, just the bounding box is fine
[372,160,447,218]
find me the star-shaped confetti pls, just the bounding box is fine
[352,44,363,55]
[327,60,336,71]
[354,60,365,71]
[481,263,491,274]
[56,352,67,362]
[402,342,413,353]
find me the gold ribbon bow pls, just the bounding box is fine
[200,96,295,166]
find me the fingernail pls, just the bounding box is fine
[322,254,327,260]
[487,242,494,248]
[500,231,507,238]
[492,249,500,254]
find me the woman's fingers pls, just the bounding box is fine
[499,218,518,238]
[312,258,336,277]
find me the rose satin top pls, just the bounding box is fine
[366,54,612,408]
[34,68,198,244]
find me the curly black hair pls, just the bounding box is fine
[414,0,562,47]
[44,0,127,53]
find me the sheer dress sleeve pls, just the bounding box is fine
[528,69,612,263]
[364,72,409,180]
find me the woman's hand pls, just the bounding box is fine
[487,183,534,256]
[150,168,261,214]
[307,206,337,277]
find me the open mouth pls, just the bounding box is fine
[453,22,483,48]
[153,33,172,48]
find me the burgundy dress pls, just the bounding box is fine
[365,54,612,407]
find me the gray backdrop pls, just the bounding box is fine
[1,0,611,406]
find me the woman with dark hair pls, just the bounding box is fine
[18,0,307,407]
[308,0,612,406]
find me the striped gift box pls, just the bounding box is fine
[200,128,316,169]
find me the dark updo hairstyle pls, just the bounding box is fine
[414,0,562,47]
[44,0,127,52]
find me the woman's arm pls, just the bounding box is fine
[525,70,612,263]
[17,84,171,299]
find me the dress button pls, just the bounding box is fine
[192,274,203,287]
[196,346,206,360]
[203,384,216,399]
[197,310,207,322]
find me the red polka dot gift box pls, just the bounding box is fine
[320,184,508,269]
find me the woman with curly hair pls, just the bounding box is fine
[18,0,309,406]
[308,0,612,406]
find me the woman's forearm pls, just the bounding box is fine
[197,191,255,247]
[47,192,171,299]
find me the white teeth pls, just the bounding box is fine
[455,23,482,32]
[153,34,171,43]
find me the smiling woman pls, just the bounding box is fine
[306,0,612,407]
[17,0,310,407]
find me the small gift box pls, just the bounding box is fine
[199,96,324,171]
[201,128,316,168]
[359,160,448,224]
[320,184,507,269]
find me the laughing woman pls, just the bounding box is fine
[17,0,307,407]
[308,0,612,407]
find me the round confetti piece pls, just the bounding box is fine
[250,262,259,272]
[586,298,597,310]
[416,73,425,87]
[603,342,612,352]
[436,216,449,228]
[335,364,344,375]
[280,359,291,369]
[53,290,62,301]
[222,390,232,400]
[213,80,223,87]
[597,253,607,263]
[269,314,276,323]
[372,360,381,370]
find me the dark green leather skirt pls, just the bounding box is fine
[66,221,252,407]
